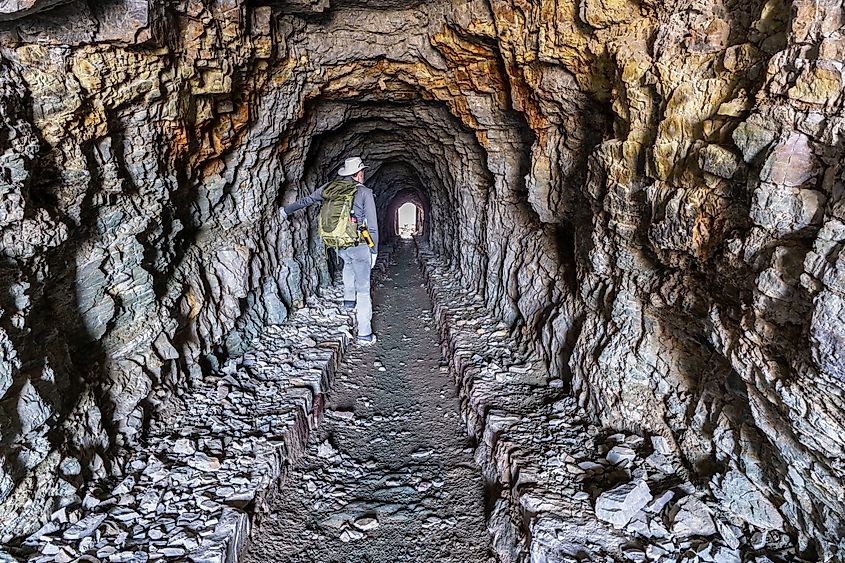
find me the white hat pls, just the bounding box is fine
[338,156,367,176]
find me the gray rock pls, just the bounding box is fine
[716,519,741,550]
[0,0,73,22]
[173,438,196,455]
[62,513,107,540]
[622,546,647,562]
[595,481,653,529]
[16,380,52,435]
[751,530,767,550]
[669,495,717,537]
[645,490,674,514]
[339,528,364,542]
[0,330,18,401]
[316,441,339,459]
[750,184,826,235]
[650,436,671,455]
[692,542,741,563]
[699,144,740,179]
[352,516,379,531]
[711,471,784,531]
[606,445,636,466]
[732,116,776,163]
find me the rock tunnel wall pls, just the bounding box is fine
[0,0,843,558]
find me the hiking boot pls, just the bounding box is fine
[343,300,356,310]
[357,334,377,346]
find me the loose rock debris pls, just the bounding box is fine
[3,285,355,562]
[416,242,802,563]
[243,243,495,563]
[2,242,805,563]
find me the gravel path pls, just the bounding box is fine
[243,242,495,563]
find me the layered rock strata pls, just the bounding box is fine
[2,285,351,561]
[418,242,801,562]
[0,0,842,559]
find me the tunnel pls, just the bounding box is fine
[0,0,843,561]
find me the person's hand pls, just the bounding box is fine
[370,253,377,269]
[279,208,288,220]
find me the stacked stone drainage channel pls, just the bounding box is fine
[416,243,802,563]
[1,285,355,563]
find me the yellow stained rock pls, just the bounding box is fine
[787,63,843,106]
[580,0,639,29]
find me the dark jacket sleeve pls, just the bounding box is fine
[362,186,378,253]
[284,186,324,215]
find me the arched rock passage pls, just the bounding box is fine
[394,201,424,238]
[0,0,843,560]
[285,100,505,295]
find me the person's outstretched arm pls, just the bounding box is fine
[280,186,324,219]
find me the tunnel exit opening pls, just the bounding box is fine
[397,202,423,239]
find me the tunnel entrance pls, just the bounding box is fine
[397,202,422,238]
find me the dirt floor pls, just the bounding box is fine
[243,242,495,563]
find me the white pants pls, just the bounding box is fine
[339,244,373,336]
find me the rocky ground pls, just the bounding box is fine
[242,241,802,563]
[1,284,356,562]
[2,1,843,556]
[243,242,494,563]
[0,241,809,562]
[415,242,804,563]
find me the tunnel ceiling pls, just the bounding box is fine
[1,0,844,560]
[281,99,500,288]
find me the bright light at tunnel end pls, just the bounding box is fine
[398,202,419,239]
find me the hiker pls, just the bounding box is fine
[279,156,379,346]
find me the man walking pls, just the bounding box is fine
[279,156,379,346]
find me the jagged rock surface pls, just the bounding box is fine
[418,242,800,563]
[8,286,352,561]
[243,244,494,562]
[0,0,842,560]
